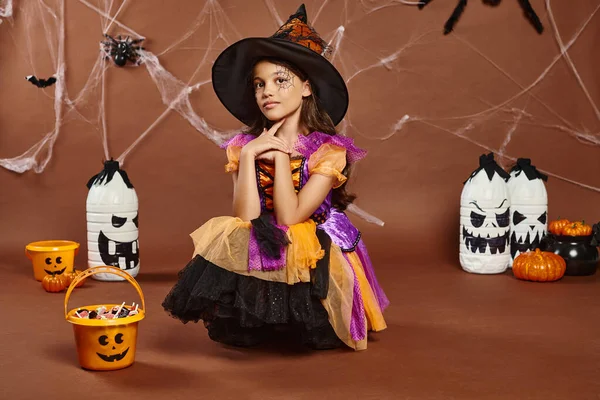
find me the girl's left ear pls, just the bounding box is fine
[302,81,312,98]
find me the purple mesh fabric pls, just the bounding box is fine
[356,239,390,311]
[248,229,262,271]
[294,131,367,163]
[220,133,255,149]
[320,209,390,312]
[248,225,288,272]
[345,256,367,341]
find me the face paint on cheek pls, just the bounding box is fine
[275,65,295,91]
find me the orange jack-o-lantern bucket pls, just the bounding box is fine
[25,240,80,281]
[64,266,145,371]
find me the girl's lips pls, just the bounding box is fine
[264,102,279,109]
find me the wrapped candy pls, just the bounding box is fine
[75,302,138,319]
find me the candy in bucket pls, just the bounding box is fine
[74,302,140,319]
[65,266,145,371]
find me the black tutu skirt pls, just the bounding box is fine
[162,229,344,349]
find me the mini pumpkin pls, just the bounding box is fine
[562,221,592,237]
[62,269,85,288]
[512,248,566,282]
[548,218,570,235]
[42,274,68,293]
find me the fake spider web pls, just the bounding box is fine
[0,0,12,22]
[0,0,599,227]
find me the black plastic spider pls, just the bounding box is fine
[419,0,544,35]
[101,34,145,67]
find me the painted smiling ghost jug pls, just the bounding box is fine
[460,153,511,274]
[507,158,548,266]
[86,160,140,281]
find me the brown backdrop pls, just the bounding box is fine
[1,1,600,399]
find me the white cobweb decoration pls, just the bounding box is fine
[0,0,239,174]
[1,0,599,227]
[0,0,12,22]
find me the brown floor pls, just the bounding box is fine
[2,256,600,400]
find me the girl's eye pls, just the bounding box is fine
[254,82,263,89]
[276,78,287,84]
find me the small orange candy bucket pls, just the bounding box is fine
[64,266,145,371]
[25,240,79,281]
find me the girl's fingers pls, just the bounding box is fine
[267,119,286,135]
[252,120,290,153]
[270,137,291,153]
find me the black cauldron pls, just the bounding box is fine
[539,231,599,276]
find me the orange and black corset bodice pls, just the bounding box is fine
[255,158,331,223]
[256,158,304,212]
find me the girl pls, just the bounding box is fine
[162,4,389,351]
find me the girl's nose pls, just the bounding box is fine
[262,82,275,97]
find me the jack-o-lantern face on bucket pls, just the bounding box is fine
[97,333,129,362]
[26,240,79,281]
[44,256,67,276]
[71,323,139,370]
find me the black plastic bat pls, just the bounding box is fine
[25,75,57,88]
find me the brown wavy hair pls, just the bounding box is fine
[245,57,356,210]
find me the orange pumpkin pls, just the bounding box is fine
[562,221,592,237]
[548,218,570,235]
[62,269,85,288]
[41,274,67,293]
[513,249,566,282]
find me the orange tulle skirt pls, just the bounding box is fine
[190,216,386,350]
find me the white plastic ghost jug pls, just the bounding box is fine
[507,158,548,266]
[460,153,511,274]
[86,160,140,281]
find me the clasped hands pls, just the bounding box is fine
[240,119,293,163]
